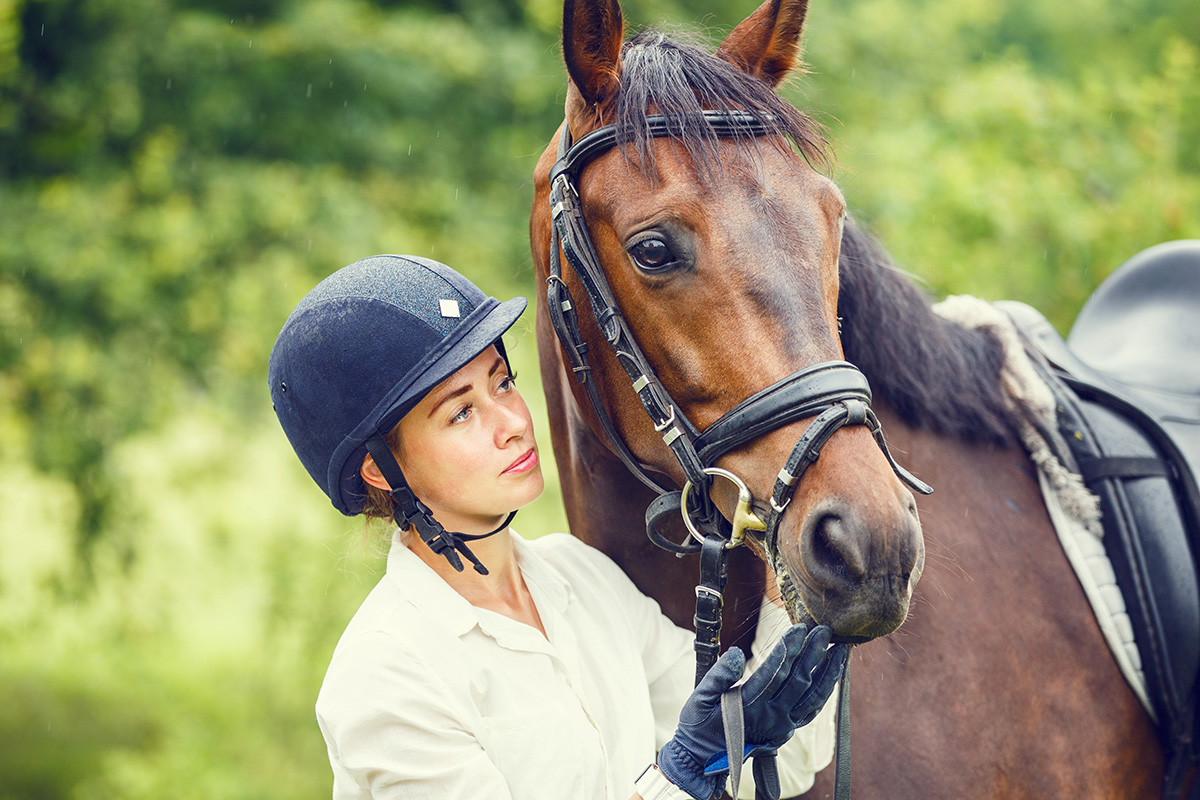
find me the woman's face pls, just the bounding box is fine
[395,345,544,534]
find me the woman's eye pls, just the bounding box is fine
[628,237,676,272]
[498,375,516,393]
[450,406,471,424]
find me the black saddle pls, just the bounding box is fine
[999,239,1200,800]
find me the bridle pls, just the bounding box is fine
[546,107,930,597]
[544,109,931,800]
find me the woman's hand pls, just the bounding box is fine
[655,624,848,799]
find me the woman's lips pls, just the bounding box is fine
[502,449,538,475]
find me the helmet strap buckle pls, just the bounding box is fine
[365,435,509,576]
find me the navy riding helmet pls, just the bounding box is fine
[269,254,527,574]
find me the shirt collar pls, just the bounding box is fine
[510,530,571,614]
[383,528,573,637]
[385,529,478,637]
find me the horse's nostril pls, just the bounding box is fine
[810,512,868,580]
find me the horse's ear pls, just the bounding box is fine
[562,0,624,121]
[716,0,808,87]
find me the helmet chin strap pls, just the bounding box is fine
[365,436,516,575]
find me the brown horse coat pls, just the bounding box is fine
[530,1,1166,796]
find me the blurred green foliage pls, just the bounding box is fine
[0,0,1196,795]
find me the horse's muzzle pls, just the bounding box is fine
[778,493,925,643]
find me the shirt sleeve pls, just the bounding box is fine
[316,630,515,800]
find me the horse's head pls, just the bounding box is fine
[531,0,926,642]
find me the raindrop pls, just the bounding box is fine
[249,39,253,48]
[166,78,172,89]
[455,189,459,200]
[307,240,313,251]
[408,145,412,155]
[307,84,312,98]
[343,100,348,107]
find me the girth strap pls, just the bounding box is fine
[1078,455,1174,483]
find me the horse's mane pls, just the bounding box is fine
[616,29,1015,447]
[614,29,830,175]
[839,219,1016,446]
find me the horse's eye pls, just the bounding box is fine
[628,237,677,272]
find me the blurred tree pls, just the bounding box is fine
[795,0,1199,324]
[0,0,566,566]
[0,0,1196,568]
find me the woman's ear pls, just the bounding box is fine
[360,453,392,492]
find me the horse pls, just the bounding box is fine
[529,0,1166,797]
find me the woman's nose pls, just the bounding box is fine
[492,398,529,444]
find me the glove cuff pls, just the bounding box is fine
[657,742,722,800]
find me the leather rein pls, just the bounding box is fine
[544,109,931,800]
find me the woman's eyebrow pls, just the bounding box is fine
[426,356,506,417]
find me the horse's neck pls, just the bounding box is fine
[838,220,1016,449]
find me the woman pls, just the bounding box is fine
[269,254,848,800]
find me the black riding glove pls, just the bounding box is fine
[657,624,849,799]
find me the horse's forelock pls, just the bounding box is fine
[613,29,830,176]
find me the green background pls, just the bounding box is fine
[1,0,1196,795]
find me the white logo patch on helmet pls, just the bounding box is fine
[439,299,461,318]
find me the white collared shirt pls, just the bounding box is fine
[316,530,836,800]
